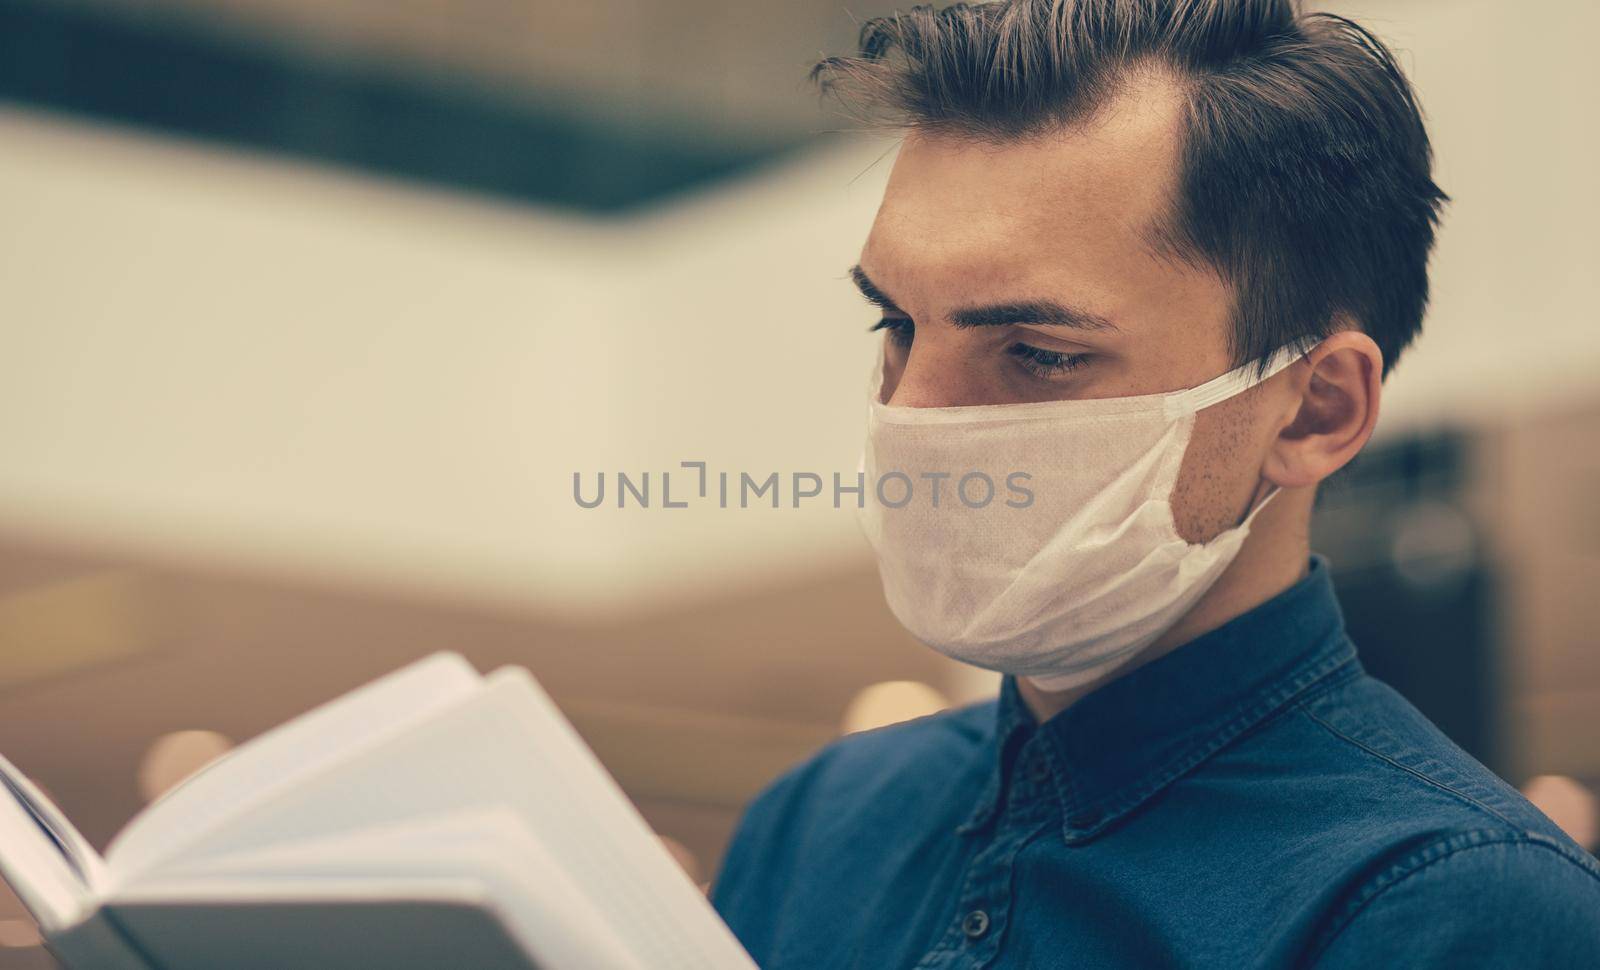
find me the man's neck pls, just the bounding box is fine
[1017,485,1316,723]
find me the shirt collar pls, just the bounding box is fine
[957,555,1360,844]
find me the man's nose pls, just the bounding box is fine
[885,346,985,408]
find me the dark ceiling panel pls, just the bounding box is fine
[0,0,809,213]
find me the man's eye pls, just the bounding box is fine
[1009,342,1090,378]
[868,317,914,347]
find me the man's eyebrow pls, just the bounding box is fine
[849,264,902,313]
[848,264,1119,332]
[949,300,1120,332]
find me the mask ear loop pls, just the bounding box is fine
[1161,340,1316,421]
[1235,477,1282,530]
[1173,340,1317,529]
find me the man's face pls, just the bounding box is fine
[855,76,1288,542]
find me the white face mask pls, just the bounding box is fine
[857,343,1309,692]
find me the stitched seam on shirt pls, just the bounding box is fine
[1081,640,1359,831]
[959,714,1034,836]
[1108,645,1354,812]
[1297,704,1521,829]
[1280,661,1363,709]
[1303,833,1600,966]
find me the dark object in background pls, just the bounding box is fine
[0,0,801,215]
[1312,430,1502,774]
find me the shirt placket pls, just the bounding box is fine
[913,738,1057,970]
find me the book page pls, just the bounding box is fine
[0,753,99,929]
[137,667,757,970]
[106,651,482,882]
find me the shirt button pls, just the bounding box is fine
[1028,758,1051,784]
[961,909,991,939]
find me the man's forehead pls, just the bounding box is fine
[864,73,1187,301]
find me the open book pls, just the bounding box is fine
[0,653,759,970]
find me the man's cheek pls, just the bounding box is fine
[1169,402,1262,544]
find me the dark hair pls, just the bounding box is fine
[809,0,1447,376]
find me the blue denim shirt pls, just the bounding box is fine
[712,557,1600,968]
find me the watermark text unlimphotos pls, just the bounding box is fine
[573,462,1034,510]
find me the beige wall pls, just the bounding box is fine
[1310,0,1600,428]
[0,104,901,621]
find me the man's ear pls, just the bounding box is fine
[1262,330,1383,489]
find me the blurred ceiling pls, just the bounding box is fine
[0,0,901,212]
[54,0,894,133]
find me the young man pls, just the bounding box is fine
[710,2,1600,967]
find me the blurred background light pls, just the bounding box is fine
[841,681,951,735]
[1520,774,1599,851]
[137,729,236,803]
